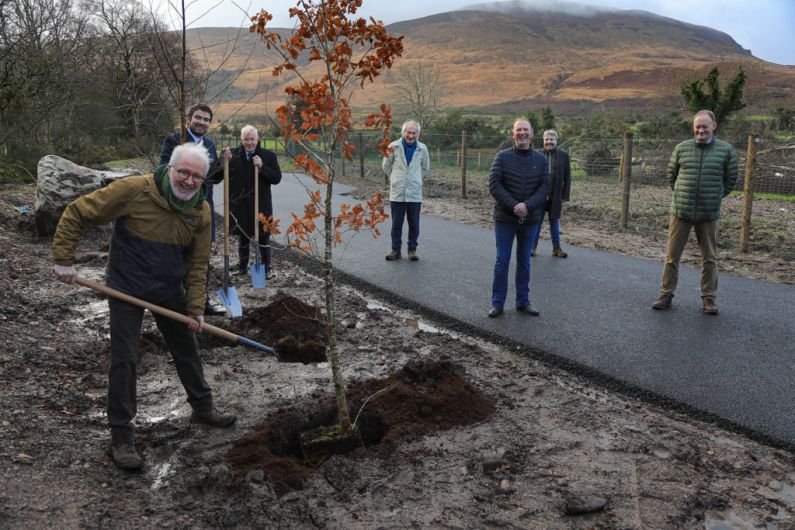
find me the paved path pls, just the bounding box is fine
[217,173,795,447]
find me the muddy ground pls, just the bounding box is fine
[1,180,794,529]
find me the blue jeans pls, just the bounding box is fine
[390,201,422,252]
[532,211,560,249]
[491,221,537,309]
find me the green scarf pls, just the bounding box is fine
[155,164,206,212]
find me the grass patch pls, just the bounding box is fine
[728,191,795,201]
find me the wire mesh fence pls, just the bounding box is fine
[247,131,793,197]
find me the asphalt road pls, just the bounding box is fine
[217,173,795,447]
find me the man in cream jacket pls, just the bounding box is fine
[382,120,430,261]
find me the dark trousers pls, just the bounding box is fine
[390,201,422,252]
[491,221,536,309]
[108,296,212,443]
[238,233,270,272]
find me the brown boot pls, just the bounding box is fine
[552,246,567,258]
[385,250,401,261]
[652,293,673,310]
[702,297,718,315]
[530,246,537,257]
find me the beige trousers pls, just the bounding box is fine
[659,214,718,298]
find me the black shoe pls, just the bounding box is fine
[385,251,401,261]
[516,305,540,316]
[190,407,237,428]
[204,302,226,316]
[266,270,275,280]
[109,441,143,470]
[232,267,248,276]
[488,306,503,318]
[408,250,419,261]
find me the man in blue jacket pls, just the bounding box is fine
[488,119,550,318]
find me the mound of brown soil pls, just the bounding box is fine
[226,361,495,494]
[204,294,327,363]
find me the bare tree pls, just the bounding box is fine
[393,63,444,130]
[0,0,93,159]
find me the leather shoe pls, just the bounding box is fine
[516,305,540,316]
[488,306,503,318]
[385,250,401,261]
[190,407,237,428]
[204,302,226,316]
[408,250,418,261]
[109,441,143,471]
[651,293,673,310]
[552,246,568,258]
[702,296,718,315]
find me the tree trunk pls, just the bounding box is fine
[324,164,352,433]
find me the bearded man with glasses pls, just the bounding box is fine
[52,143,237,471]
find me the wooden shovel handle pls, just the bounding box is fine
[76,277,238,344]
[223,158,230,257]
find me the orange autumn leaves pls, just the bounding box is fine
[249,0,402,255]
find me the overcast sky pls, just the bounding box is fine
[173,0,794,65]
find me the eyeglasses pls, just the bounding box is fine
[172,166,207,183]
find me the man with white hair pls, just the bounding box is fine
[53,143,237,471]
[382,119,430,261]
[220,124,282,276]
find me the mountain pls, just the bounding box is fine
[190,2,795,119]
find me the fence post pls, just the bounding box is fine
[358,132,365,181]
[461,129,468,199]
[620,131,634,228]
[740,135,758,253]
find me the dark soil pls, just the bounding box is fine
[202,293,327,363]
[227,361,495,494]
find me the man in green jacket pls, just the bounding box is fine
[652,110,738,315]
[53,143,236,471]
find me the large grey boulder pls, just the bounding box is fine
[34,155,141,236]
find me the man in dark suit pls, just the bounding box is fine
[159,104,229,315]
[532,129,572,257]
[220,125,282,277]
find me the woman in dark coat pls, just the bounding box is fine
[223,125,282,276]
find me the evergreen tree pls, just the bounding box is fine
[681,66,746,123]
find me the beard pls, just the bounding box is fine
[169,172,199,201]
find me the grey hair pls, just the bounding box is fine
[694,109,717,125]
[169,142,211,176]
[240,124,259,139]
[401,120,421,136]
[543,129,559,140]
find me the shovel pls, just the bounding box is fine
[250,160,266,289]
[216,158,242,317]
[76,277,277,356]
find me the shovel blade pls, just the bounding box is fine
[216,286,243,318]
[250,263,266,289]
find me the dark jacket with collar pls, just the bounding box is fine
[489,147,550,225]
[223,143,282,238]
[53,170,212,316]
[539,147,571,220]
